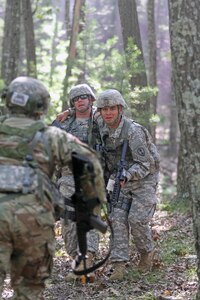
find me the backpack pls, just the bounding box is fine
[0,116,63,218]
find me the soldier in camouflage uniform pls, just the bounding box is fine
[0,77,106,299]
[53,84,100,281]
[96,89,160,281]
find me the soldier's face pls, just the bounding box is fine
[101,105,122,128]
[74,95,91,112]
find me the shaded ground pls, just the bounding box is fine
[2,149,198,300]
[39,208,196,300]
[44,151,197,300]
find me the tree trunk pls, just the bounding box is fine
[22,0,37,77]
[168,1,200,299]
[118,0,147,88]
[147,0,157,142]
[117,0,149,127]
[62,0,82,110]
[64,0,71,38]
[1,0,21,85]
[77,0,86,83]
[49,1,59,87]
[168,94,179,157]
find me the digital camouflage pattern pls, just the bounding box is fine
[69,84,96,107]
[99,115,160,262]
[0,115,105,299]
[96,89,127,108]
[5,76,50,116]
[57,110,100,257]
[60,118,90,145]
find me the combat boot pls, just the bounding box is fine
[138,250,154,273]
[109,262,126,281]
[65,252,95,282]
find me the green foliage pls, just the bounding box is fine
[126,37,145,75]
[129,86,158,125]
[161,231,195,264]
[0,78,6,105]
[0,78,5,91]
[158,197,191,214]
[67,19,157,126]
[23,3,158,124]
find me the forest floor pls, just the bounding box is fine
[2,148,198,300]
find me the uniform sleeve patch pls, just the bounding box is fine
[137,147,145,156]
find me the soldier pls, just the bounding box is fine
[96,89,160,281]
[0,77,106,299]
[53,84,100,281]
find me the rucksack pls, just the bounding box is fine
[0,116,63,218]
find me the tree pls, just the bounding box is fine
[1,0,21,85]
[168,1,200,299]
[118,0,147,88]
[49,1,59,87]
[22,0,37,77]
[64,0,71,38]
[117,0,150,128]
[62,0,83,110]
[147,0,157,141]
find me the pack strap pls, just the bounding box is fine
[29,130,54,175]
[0,193,22,202]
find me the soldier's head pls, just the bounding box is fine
[4,76,50,119]
[96,89,127,128]
[69,84,96,113]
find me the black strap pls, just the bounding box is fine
[64,197,74,207]
[73,208,114,276]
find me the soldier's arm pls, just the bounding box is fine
[56,108,75,122]
[125,127,153,181]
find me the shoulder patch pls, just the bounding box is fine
[137,147,145,156]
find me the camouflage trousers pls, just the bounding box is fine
[110,173,158,262]
[0,193,55,300]
[59,177,99,257]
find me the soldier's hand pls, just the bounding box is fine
[120,178,127,188]
[56,110,70,122]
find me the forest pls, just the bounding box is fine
[0,0,200,300]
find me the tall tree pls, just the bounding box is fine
[168,94,179,157]
[1,0,21,85]
[117,0,150,127]
[168,2,200,299]
[64,0,71,38]
[118,0,147,88]
[62,0,83,110]
[147,0,157,141]
[22,0,37,77]
[49,1,59,87]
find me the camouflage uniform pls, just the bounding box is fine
[55,84,99,258]
[0,77,105,299]
[96,89,160,263]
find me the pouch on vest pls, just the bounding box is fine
[0,165,38,193]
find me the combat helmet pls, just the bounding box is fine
[5,76,50,116]
[69,83,96,107]
[97,89,127,108]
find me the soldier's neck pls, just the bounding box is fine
[75,108,91,119]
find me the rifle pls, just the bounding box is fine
[71,152,110,276]
[108,140,128,212]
